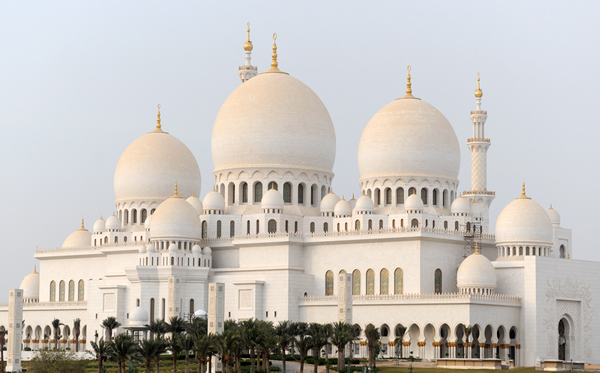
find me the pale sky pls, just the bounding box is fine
[1,1,599,300]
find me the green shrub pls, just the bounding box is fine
[28,348,88,373]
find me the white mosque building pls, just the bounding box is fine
[1,27,597,367]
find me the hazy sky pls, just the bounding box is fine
[1,1,599,300]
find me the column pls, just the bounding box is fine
[6,289,23,372]
[515,345,520,367]
[208,283,225,373]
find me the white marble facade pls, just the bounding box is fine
[0,34,595,367]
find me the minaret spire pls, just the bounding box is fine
[397,65,419,100]
[239,22,258,83]
[261,33,288,75]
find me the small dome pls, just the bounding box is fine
[138,245,147,254]
[62,222,92,248]
[194,309,208,318]
[20,267,40,300]
[262,188,284,210]
[405,193,424,211]
[93,217,106,233]
[334,198,352,217]
[186,193,204,214]
[106,214,121,231]
[192,244,202,254]
[144,215,152,230]
[203,190,225,211]
[203,246,212,255]
[349,195,357,209]
[128,307,149,326]
[470,200,483,218]
[354,195,374,212]
[147,243,156,253]
[457,250,497,291]
[495,189,553,246]
[451,197,471,215]
[320,192,340,213]
[547,206,560,227]
[150,194,202,240]
[168,242,177,252]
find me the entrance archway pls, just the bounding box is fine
[558,318,571,361]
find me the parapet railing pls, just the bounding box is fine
[0,301,87,308]
[306,227,495,240]
[299,293,520,304]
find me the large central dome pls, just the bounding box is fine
[212,73,336,174]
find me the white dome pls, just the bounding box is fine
[62,223,92,248]
[147,243,156,253]
[129,307,149,326]
[212,73,336,174]
[320,192,340,213]
[547,206,561,227]
[262,188,284,210]
[495,191,554,246]
[457,251,497,291]
[203,190,225,211]
[192,244,202,254]
[354,195,374,212]
[168,241,177,252]
[144,215,152,229]
[194,309,208,318]
[334,199,352,217]
[138,245,147,254]
[19,267,40,299]
[358,98,460,181]
[349,195,357,209]
[203,246,212,255]
[186,194,203,214]
[93,217,105,233]
[150,195,202,240]
[405,193,424,211]
[114,129,201,202]
[451,197,471,214]
[106,215,121,231]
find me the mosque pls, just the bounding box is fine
[1,26,597,368]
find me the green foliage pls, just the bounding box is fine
[28,348,88,373]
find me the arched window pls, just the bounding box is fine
[421,188,428,205]
[132,209,137,224]
[268,219,277,234]
[379,220,383,230]
[285,220,289,233]
[444,221,448,229]
[124,209,129,225]
[242,182,248,203]
[396,187,404,204]
[268,181,278,190]
[298,184,304,205]
[190,299,195,314]
[162,298,166,320]
[560,245,566,258]
[455,221,459,230]
[408,187,416,196]
[411,219,419,228]
[59,280,65,301]
[310,184,317,206]
[256,220,260,234]
[380,269,389,295]
[141,209,147,223]
[443,190,448,208]
[114,236,118,244]
[366,269,375,295]
[337,223,340,232]
[254,182,263,203]
[216,221,222,238]
[352,270,361,295]
[202,221,207,239]
[228,183,235,204]
[78,280,84,301]
[295,221,298,233]
[283,183,292,203]
[247,220,250,234]
[368,219,372,230]
[401,219,404,228]
[385,188,392,205]
[104,236,108,244]
[230,221,235,238]
[68,280,75,301]
[434,269,442,294]
[310,222,315,233]
[375,189,381,205]
[394,268,403,294]
[433,190,438,206]
[325,270,334,296]
[150,298,155,321]
[171,257,174,265]
[344,222,348,231]
[392,220,396,228]
[323,222,328,233]
[355,220,360,231]
[466,222,471,232]
[50,281,56,302]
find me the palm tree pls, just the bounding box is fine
[241,319,262,373]
[394,325,406,359]
[193,334,215,373]
[51,318,64,350]
[102,316,121,342]
[178,334,195,373]
[168,316,187,336]
[146,319,169,340]
[294,322,311,373]
[111,333,140,373]
[166,334,183,373]
[274,321,293,373]
[364,324,380,370]
[307,323,329,373]
[0,326,5,373]
[257,321,276,373]
[216,329,241,373]
[139,338,167,373]
[91,338,114,373]
[73,318,81,352]
[464,325,474,358]
[330,322,356,372]
[187,317,208,339]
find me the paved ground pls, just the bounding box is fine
[271,360,438,373]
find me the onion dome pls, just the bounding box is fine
[262,188,284,211]
[62,219,92,248]
[114,106,201,203]
[334,198,352,217]
[144,215,152,230]
[358,68,460,185]
[138,245,147,254]
[354,194,374,214]
[320,191,341,214]
[93,216,106,233]
[106,214,121,231]
[150,185,202,240]
[128,307,149,326]
[194,309,208,318]
[203,246,212,255]
[192,244,202,254]
[495,184,553,247]
[19,266,40,300]
[203,189,225,213]
[457,245,497,294]
[147,243,156,253]
[186,192,203,215]
[405,193,424,212]
[546,205,561,227]
[451,196,471,215]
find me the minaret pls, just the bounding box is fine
[239,22,258,83]
[463,73,495,230]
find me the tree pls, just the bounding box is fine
[51,318,64,350]
[394,325,406,359]
[111,333,140,373]
[29,348,88,373]
[146,319,169,340]
[178,334,195,373]
[187,317,208,339]
[73,318,81,352]
[241,319,262,373]
[101,316,121,342]
[193,334,215,373]
[0,325,5,373]
[464,325,474,358]
[168,316,187,335]
[274,321,293,373]
[139,338,167,373]
[330,322,356,371]
[294,323,311,373]
[216,329,240,373]
[256,321,276,373]
[91,338,114,373]
[364,324,380,370]
[167,334,184,373]
[307,323,329,373]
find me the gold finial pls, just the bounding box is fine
[475,72,483,98]
[352,193,355,199]
[33,265,37,273]
[192,190,195,197]
[175,183,178,196]
[474,242,480,254]
[568,253,570,259]
[81,218,85,229]
[398,65,419,100]
[342,195,345,200]
[261,33,288,75]
[244,22,253,51]
[152,104,166,133]
[517,182,531,200]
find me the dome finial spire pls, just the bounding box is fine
[398,65,419,100]
[33,265,37,273]
[475,72,483,99]
[151,104,166,133]
[175,183,178,196]
[244,22,253,52]
[475,242,480,254]
[81,218,84,229]
[261,33,288,75]
[517,182,531,200]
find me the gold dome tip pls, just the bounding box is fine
[192,190,195,197]
[77,218,88,231]
[474,242,481,254]
[261,33,288,75]
[151,104,166,133]
[352,193,355,200]
[171,183,182,198]
[475,72,483,98]
[517,182,531,200]
[398,65,419,100]
[244,22,253,51]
